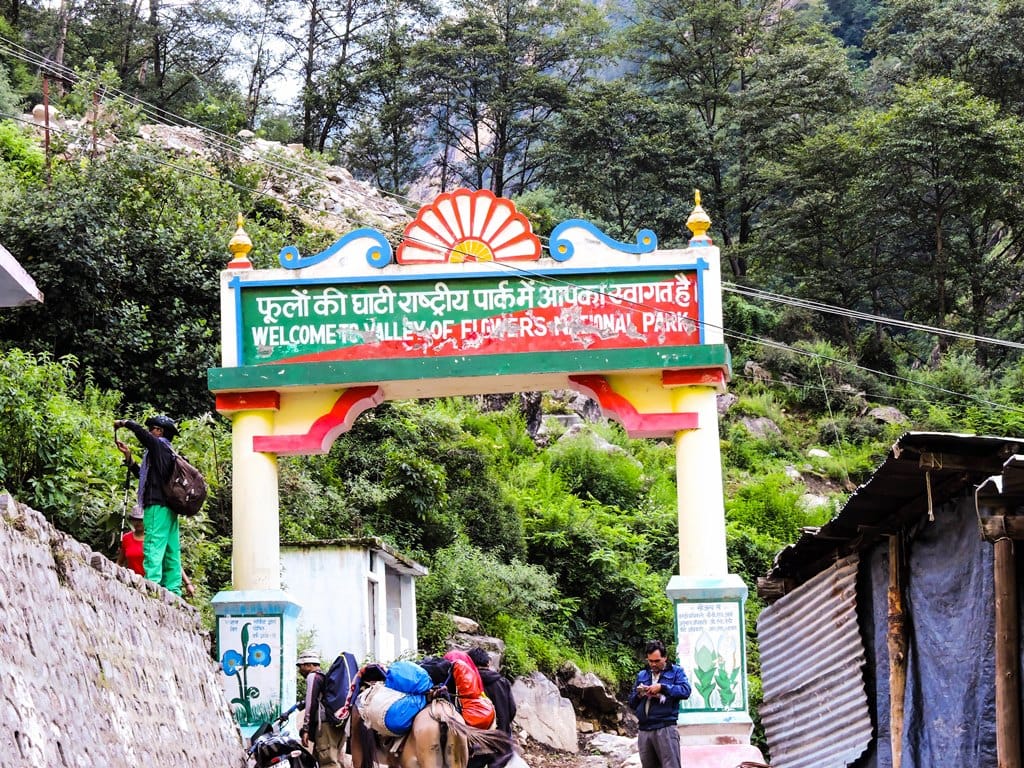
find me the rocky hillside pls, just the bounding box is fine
[20,103,411,235]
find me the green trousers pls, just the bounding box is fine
[143,503,181,595]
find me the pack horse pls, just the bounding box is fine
[351,696,509,768]
[320,652,511,768]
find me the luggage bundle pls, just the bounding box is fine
[444,650,496,730]
[356,660,432,737]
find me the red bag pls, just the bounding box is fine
[444,650,495,729]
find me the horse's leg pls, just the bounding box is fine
[406,706,445,768]
[350,706,381,768]
[446,722,468,768]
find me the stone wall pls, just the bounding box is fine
[0,494,246,767]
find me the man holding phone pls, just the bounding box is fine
[628,640,691,768]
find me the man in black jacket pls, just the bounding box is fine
[468,647,517,768]
[114,415,183,595]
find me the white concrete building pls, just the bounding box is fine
[281,537,427,664]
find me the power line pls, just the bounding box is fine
[2,43,1021,419]
[724,282,1024,351]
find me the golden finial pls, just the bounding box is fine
[686,189,712,246]
[227,212,253,269]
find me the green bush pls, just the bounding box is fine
[546,431,645,509]
[725,473,808,547]
[0,120,44,179]
[416,539,562,635]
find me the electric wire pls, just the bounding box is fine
[0,34,428,215]
[3,46,1023,420]
[724,282,1024,351]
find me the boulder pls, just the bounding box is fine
[868,406,907,424]
[740,416,781,439]
[587,732,639,768]
[742,360,772,383]
[558,662,619,714]
[800,493,830,510]
[448,633,505,669]
[512,672,579,753]
[717,393,739,415]
[808,447,831,459]
[450,615,480,633]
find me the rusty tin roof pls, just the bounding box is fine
[764,431,1024,588]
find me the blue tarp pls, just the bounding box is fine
[854,496,1016,768]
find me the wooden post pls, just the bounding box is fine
[887,532,907,768]
[42,76,51,185]
[994,535,1021,768]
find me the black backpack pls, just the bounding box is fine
[163,452,208,517]
[321,652,358,725]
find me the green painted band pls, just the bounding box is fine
[208,344,731,392]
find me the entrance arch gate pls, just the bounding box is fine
[208,189,760,763]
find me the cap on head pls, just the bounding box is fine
[145,415,179,439]
[296,650,320,666]
[129,504,144,520]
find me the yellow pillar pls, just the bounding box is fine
[672,385,728,578]
[231,409,280,590]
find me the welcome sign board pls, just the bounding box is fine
[239,271,700,366]
[212,189,727,397]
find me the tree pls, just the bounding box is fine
[238,0,295,130]
[629,0,858,275]
[341,2,432,194]
[867,0,1024,117]
[413,0,607,196]
[281,0,411,152]
[0,140,241,414]
[43,0,240,120]
[858,79,1024,357]
[542,78,698,244]
[759,79,1024,362]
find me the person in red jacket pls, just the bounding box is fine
[116,504,146,576]
[444,649,496,729]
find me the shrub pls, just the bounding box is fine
[547,432,645,509]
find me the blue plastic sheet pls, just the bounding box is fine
[853,497,1003,767]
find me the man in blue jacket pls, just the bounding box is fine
[628,640,691,768]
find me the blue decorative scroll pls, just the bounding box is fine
[278,228,394,269]
[548,219,658,262]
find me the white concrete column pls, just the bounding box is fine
[231,409,280,590]
[673,386,727,578]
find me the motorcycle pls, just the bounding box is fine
[248,700,318,768]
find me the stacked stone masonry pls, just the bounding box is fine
[0,494,246,767]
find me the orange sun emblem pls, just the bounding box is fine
[396,189,542,264]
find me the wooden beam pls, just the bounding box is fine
[981,516,1024,542]
[756,576,795,602]
[995,536,1022,768]
[888,532,907,768]
[916,451,1009,473]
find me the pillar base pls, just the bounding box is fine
[212,589,303,738]
[677,714,754,744]
[667,574,754,746]
[679,743,767,768]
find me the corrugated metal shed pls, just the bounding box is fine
[764,432,1024,589]
[758,555,871,768]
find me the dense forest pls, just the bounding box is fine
[2,0,1024,751]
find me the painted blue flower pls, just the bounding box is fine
[221,649,244,676]
[247,643,272,667]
